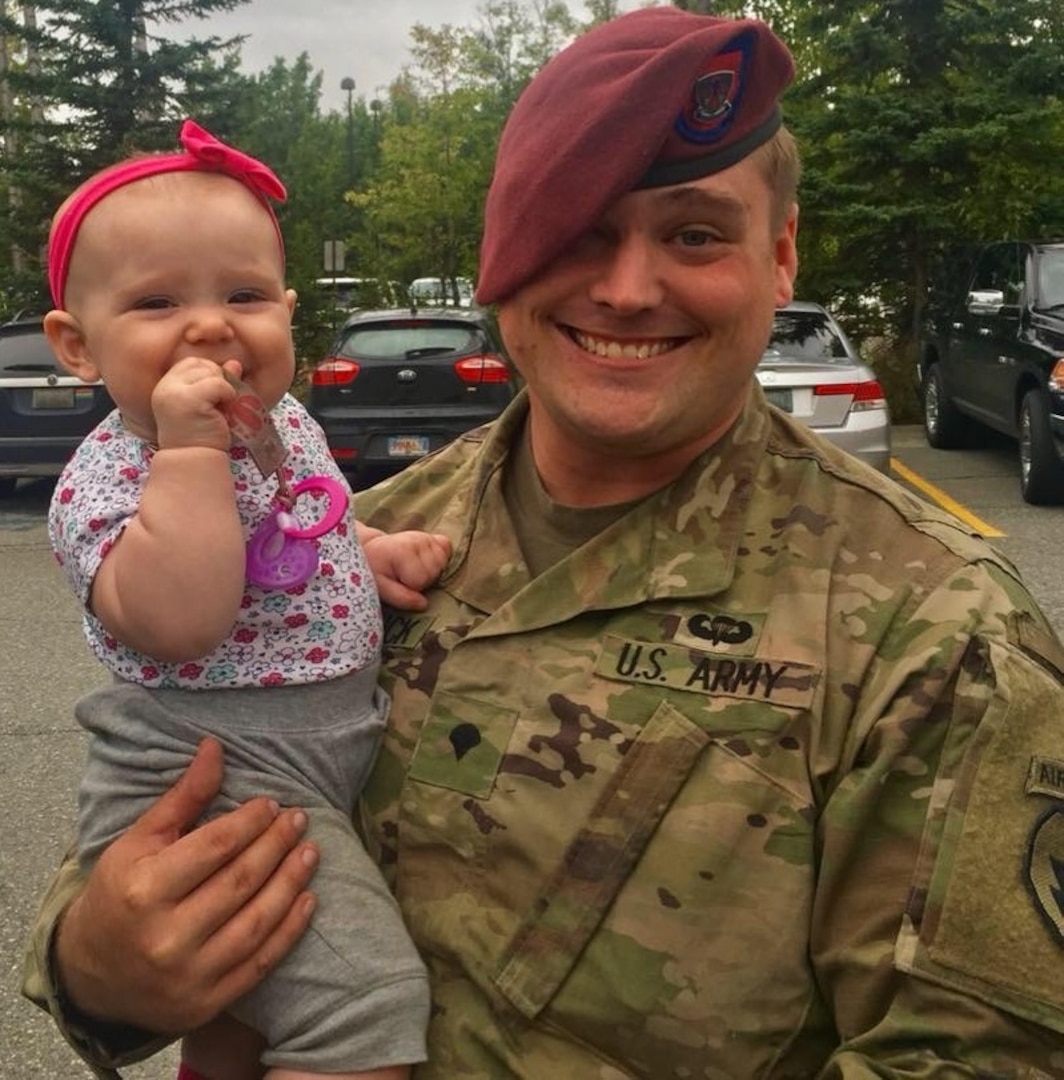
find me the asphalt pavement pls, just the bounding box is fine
[2,429,1063,1076]
[0,488,179,1078]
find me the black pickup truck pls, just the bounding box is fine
[917,240,1064,504]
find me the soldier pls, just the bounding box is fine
[24,7,1064,1077]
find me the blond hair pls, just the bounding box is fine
[752,124,801,230]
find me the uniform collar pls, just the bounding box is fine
[441,386,770,629]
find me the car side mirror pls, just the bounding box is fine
[967,288,1005,314]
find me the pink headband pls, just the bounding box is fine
[48,118,287,309]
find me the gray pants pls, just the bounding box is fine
[75,669,429,1072]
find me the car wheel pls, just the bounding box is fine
[922,366,971,449]
[0,478,16,499]
[1019,389,1064,505]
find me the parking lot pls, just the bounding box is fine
[2,427,1062,1077]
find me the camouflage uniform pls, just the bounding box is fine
[358,388,1064,1078]
[22,388,1064,1077]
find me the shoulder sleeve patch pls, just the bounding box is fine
[1025,807,1064,946]
[895,635,1064,1034]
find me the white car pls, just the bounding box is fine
[757,301,891,473]
[408,276,475,308]
[315,276,402,312]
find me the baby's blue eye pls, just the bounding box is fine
[134,296,172,310]
[230,290,263,304]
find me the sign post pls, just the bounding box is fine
[323,240,346,274]
[323,241,346,332]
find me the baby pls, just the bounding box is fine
[43,119,444,1080]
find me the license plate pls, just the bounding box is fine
[763,387,793,412]
[32,387,75,409]
[388,435,430,457]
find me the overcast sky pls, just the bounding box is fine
[167,0,517,114]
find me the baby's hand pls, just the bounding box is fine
[364,531,451,611]
[151,358,241,451]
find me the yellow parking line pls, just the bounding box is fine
[889,457,1006,538]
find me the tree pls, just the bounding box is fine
[0,0,251,312]
[351,0,625,297]
[462,0,577,117]
[786,0,1064,350]
[688,0,1064,418]
[225,54,358,368]
[351,22,501,292]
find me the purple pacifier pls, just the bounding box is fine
[246,475,348,589]
[221,372,349,591]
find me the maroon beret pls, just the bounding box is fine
[476,7,795,305]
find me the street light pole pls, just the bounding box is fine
[340,76,356,189]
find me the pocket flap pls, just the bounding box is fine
[493,701,710,1018]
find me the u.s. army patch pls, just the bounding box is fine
[1024,806,1064,945]
[596,634,818,710]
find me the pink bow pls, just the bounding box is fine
[179,119,287,203]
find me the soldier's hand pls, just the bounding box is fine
[56,737,318,1034]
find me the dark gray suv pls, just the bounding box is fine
[306,307,516,485]
[0,317,114,497]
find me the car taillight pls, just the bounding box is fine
[312,358,360,386]
[454,355,511,384]
[814,380,886,410]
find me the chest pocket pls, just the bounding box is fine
[492,699,710,1018]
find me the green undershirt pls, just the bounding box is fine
[502,419,643,577]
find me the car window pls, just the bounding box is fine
[317,277,400,310]
[970,243,1024,305]
[763,313,851,364]
[1036,252,1064,310]
[409,277,474,306]
[342,322,479,358]
[0,327,57,372]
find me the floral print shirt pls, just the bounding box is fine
[49,395,381,689]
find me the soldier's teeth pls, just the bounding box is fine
[572,331,675,359]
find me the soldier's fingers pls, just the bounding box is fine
[124,737,224,852]
[154,797,297,902]
[194,844,320,1000]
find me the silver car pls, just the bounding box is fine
[757,301,891,473]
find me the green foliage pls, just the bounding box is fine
[0,0,251,314]
[6,0,1064,429]
[781,0,1064,420]
[215,54,353,366]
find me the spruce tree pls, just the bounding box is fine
[0,0,250,311]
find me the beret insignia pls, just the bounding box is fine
[676,33,752,145]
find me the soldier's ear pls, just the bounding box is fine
[773,204,799,307]
[44,310,102,383]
